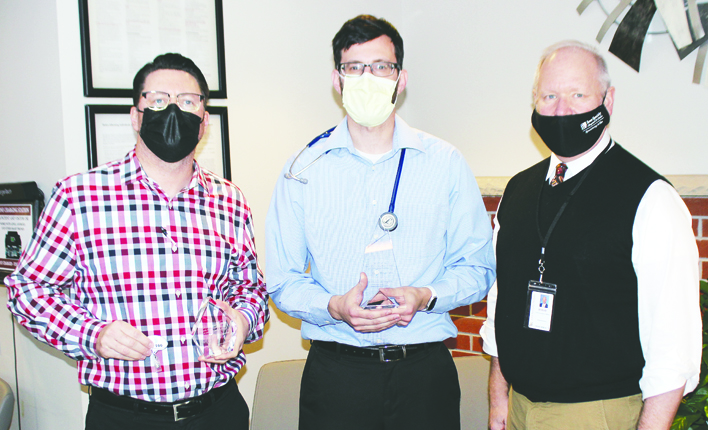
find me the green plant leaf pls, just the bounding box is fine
[673,282,708,429]
[699,280,708,293]
[687,388,708,405]
[679,400,700,415]
[687,397,708,410]
[673,413,700,430]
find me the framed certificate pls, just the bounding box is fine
[79,0,227,98]
[85,105,231,180]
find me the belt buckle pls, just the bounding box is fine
[173,400,191,422]
[378,345,406,363]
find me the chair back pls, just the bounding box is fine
[250,359,306,430]
[249,355,490,430]
[0,378,15,430]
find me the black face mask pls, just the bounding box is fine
[139,104,203,163]
[531,102,610,158]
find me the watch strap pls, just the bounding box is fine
[424,286,437,311]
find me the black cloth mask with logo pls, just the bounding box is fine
[140,104,203,163]
[531,102,610,158]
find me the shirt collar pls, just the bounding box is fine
[546,131,613,182]
[316,115,426,159]
[123,148,212,195]
[392,115,426,153]
[192,162,213,194]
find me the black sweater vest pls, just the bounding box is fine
[495,143,665,403]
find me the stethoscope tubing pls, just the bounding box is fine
[284,126,336,184]
[388,149,406,214]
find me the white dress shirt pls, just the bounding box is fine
[481,132,701,399]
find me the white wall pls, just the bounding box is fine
[0,1,83,429]
[1,0,707,428]
[0,1,67,189]
[401,0,708,177]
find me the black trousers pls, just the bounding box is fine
[85,380,249,430]
[299,341,461,430]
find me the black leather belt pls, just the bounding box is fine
[90,379,233,421]
[312,340,441,362]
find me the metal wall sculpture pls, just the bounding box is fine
[578,0,708,84]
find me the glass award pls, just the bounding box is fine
[190,297,237,358]
[361,227,401,309]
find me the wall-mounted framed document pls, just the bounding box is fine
[85,105,231,180]
[78,0,227,98]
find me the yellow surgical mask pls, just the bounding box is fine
[342,73,400,127]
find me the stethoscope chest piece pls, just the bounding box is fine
[378,212,398,231]
[377,148,406,232]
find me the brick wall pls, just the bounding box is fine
[445,194,708,357]
[686,198,708,279]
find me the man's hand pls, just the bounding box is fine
[378,286,431,326]
[328,273,401,332]
[199,299,249,365]
[96,320,152,360]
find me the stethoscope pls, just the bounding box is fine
[284,127,406,231]
[284,127,336,184]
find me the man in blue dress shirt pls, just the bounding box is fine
[266,15,495,430]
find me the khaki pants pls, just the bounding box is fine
[508,388,643,430]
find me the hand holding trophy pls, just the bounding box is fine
[190,297,238,358]
[361,227,401,310]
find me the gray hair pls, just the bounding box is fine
[532,40,611,95]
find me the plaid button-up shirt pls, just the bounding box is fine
[6,149,268,402]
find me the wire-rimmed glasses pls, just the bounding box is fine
[337,62,400,78]
[141,91,205,113]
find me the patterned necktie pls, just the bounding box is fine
[550,163,568,187]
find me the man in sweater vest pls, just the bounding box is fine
[480,40,701,430]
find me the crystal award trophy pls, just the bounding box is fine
[190,297,238,358]
[361,227,401,309]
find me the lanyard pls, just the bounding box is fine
[535,144,610,282]
[378,148,406,231]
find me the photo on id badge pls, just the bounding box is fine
[525,285,555,332]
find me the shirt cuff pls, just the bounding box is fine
[316,292,344,326]
[423,286,437,312]
[233,304,258,337]
[83,319,110,360]
[480,320,498,357]
[640,367,699,399]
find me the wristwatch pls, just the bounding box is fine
[424,287,437,312]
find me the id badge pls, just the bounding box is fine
[523,280,557,332]
[147,335,167,372]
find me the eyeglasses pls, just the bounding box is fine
[141,91,205,113]
[337,62,399,78]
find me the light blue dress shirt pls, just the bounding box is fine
[266,116,495,347]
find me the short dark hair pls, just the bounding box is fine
[332,15,404,68]
[132,53,209,106]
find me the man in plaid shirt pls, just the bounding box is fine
[5,53,268,429]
